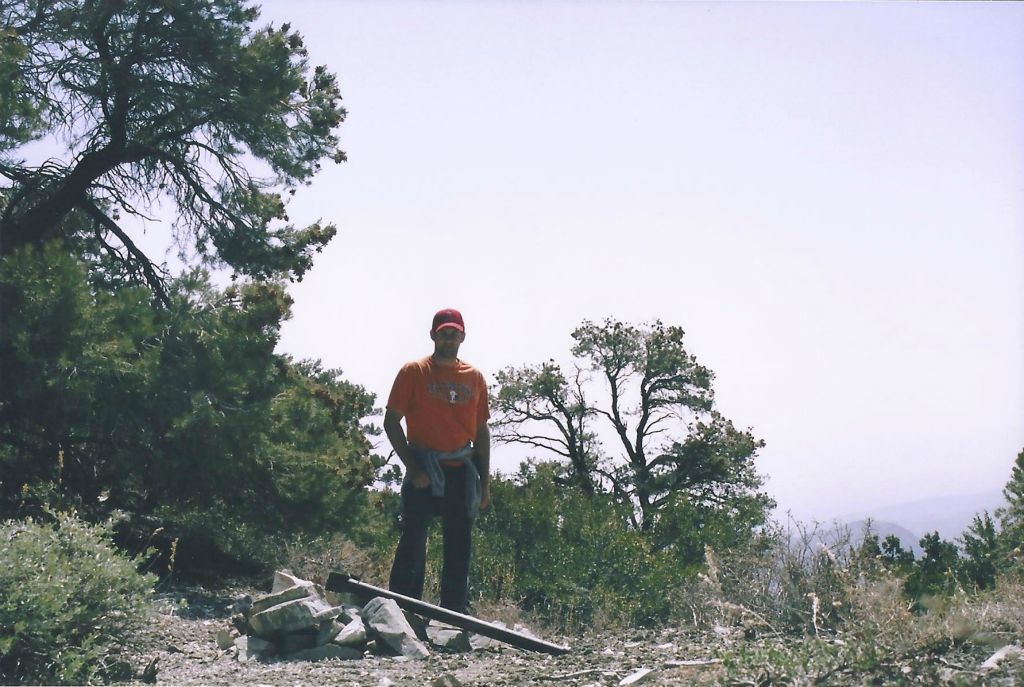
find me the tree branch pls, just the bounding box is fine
[77,197,170,306]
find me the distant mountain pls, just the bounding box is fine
[847,519,922,556]
[842,490,1006,543]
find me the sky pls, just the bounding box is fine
[242,0,1024,523]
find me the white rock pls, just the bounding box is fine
[250,584,312,616]
[618,668,657,685]
[664,659,722,667]
[981,645,1024,671]
[469,620,508,651]
[234,635,276,663]
[333,617,368,647]
[426,621,471,652]
[362,597,430,659]
[513,623,540,640]
[272,570,310,594]
[249,597,335,637]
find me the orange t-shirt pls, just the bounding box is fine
[386,356,490,453]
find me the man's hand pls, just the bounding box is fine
[479,482,491,510]
[411,469,431,490]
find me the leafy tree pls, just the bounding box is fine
[958,512,998,590]
[0,0,345,302]
[491,318,772,540]
[489,361,600,494]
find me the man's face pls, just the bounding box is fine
[431,326,465,358]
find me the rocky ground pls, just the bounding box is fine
[130,583,725,687]
[130,582,1022,686]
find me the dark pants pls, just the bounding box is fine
[389,465,472,612]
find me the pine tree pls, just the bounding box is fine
[959,512,998,590]
[995,448,1024,557]
[905,532,959,601]
[881,533,915,572]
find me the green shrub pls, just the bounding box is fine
[473,462,685,630]
[0,513,155,685]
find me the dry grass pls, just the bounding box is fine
[684,525,1024,685]
[280,533,392,588]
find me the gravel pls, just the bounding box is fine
[128,584,725,686]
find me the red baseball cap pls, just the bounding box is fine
[431,308,465,334]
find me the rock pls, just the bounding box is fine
[618,668,657,685]
[313,604,345,624]
[249,596,335,637]
[664,659,723,668]
[426,621,472,652]
[981,645,1024,671]
[272,569,310,594]
[403,609,428,640]
[334,617,368,647]
[362,597,430,659]
[281,629,319,654]
[227,594,253,616]
[269,570,331,604]
[250,584,313,616]
[282,644,362,662]
[513,623,540,640]
[215,628,238,650]
[229,613,250,634]
[432,674,463,687]
[469,621,507,651]
[317,619,344,646]
[339,604,363,624]
[234,635,276,663]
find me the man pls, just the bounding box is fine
[384,307,491,613]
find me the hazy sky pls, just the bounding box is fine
[248,0,1023,522]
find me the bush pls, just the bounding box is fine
[473,462,684,631]
[685,518,897,635]
[0,513,155,685]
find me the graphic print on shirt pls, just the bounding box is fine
[427,381,473,406]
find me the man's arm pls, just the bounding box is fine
[475,421,491,509]
[383,408,429,488]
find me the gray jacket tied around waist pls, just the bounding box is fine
[408,444,482,519]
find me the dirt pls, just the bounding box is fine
[130,583,1024,686]
[130,584,726,686]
